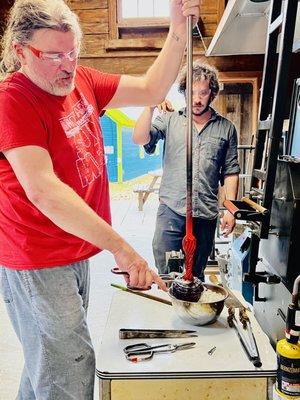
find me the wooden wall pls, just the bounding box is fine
[67,0,263,147]
[0,0,264,76]
[0,0,13,38]
[66,0,264,75]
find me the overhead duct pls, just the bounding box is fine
[206,0,300,56]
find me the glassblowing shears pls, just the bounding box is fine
[111,266,151,291]
[123,341,196,362]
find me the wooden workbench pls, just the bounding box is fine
[96,290,276,400]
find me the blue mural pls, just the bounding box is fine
[100,109,163,182]
[100,114,118,182]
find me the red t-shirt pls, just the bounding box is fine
[0,66,120,269]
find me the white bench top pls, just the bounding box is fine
[96,290,276,380]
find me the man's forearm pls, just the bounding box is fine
[143,26,186,104]
[143,0,200,103]
[28,175,126,255]
[132,107,154,145]
[106,2,200,109]
[224,174,239,200]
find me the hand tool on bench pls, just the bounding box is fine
[111,283,172,306]
[239,308,262,367]
[119,328,197,339]
[227,307,262,368]
[123,342,196,362]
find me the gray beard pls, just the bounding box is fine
[21,67,75,97]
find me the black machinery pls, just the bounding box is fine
[223,0,300,344]
[253,79,300,344]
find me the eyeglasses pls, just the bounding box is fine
[27,44,79,63]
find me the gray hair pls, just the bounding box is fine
[0,0,82,82]
[178,60,220,102]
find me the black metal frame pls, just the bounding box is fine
[250,0,298,300]
[286,78,300,158]
[224,0,299,301]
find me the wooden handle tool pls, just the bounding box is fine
[111,283,172,306]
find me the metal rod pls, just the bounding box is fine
[195,23,207,52]
[111,283,172,306]
[231,318,255,358]
[186,15,193,223]
[246,322,259,357]
[182,16,196,282]
[292,275,300,307]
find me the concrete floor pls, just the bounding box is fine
[0,195,158,400]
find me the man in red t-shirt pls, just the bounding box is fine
[0,0,200,399]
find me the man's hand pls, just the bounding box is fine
[220,211,236,237]
[113,244,167,291]
[170,0,201,35]
[157,99,174,113]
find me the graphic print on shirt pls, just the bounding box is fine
[59,94,104,188]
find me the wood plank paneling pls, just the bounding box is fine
[76,9,108,35]
[71,0,263,80]
[217,0,226,23]
[67,0,107,10]
[82,35,106,56]
[108,0,118,39]
[201,14,218,24]
[68,0,236,68]
[200,1,220,14]
[79,55,264,75]
[106,38,166,51]
[118,18,169,28]
[121,30,167,39]
[104,38,209,52]
[202,24,218,37]
[241,94,252,143]
[79,56,159,74]
[82,36,208,58]
[226,93,242,136]
[0,1,12,37]
[200,0,225,34]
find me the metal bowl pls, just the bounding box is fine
[169,283,228,326]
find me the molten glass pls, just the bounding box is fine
[170,275,204,303]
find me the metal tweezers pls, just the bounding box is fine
[119,328,197,339]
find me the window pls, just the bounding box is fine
[107,0,170,42]
[119,0,169,19]
[107,0,225,52]
[107,0,170,47]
